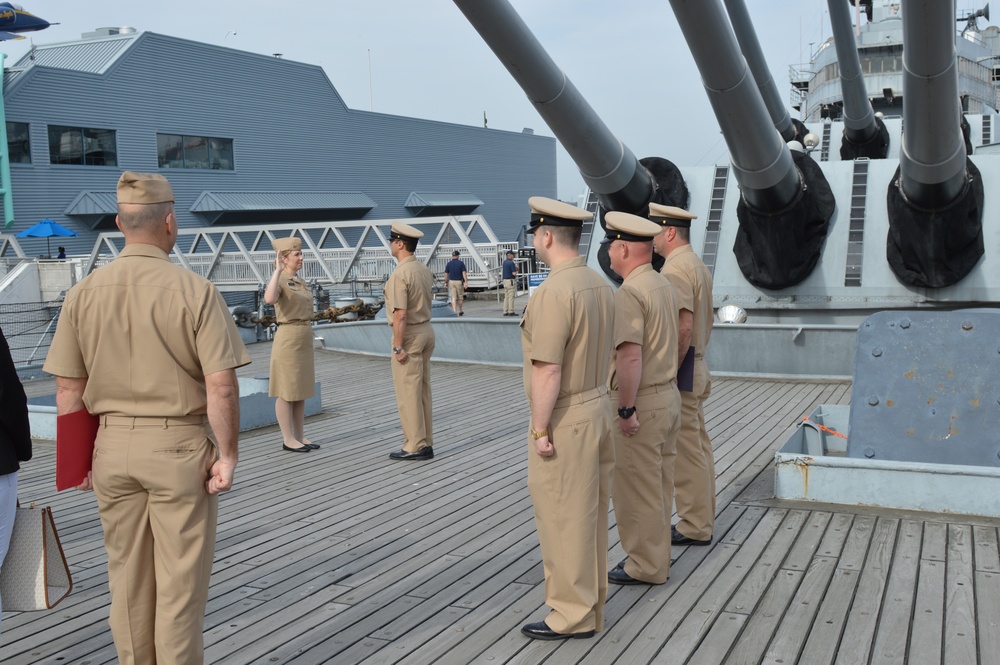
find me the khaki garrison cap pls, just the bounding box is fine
[602,211,662,244]
[526,196,592,234]
[389,221,424,241]
[648,202,697,229]
[117,171,175,205]
[272,236,302,253]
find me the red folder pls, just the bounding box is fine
[56,409,99,491]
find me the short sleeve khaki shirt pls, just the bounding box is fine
[608,263,679,391]
[520,257,614,401]
[274,272,313,323]
[384,256,433,325]
[43,243,251,417]
[661,245,714,355]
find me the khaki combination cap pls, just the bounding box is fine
[117,171,175,205]
[526,196,592,234]
[648,202,697,229]
[389,221,424,241]
[601,211,663,244]
[272,236,302,253]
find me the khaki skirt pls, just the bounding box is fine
[268,323,316,401]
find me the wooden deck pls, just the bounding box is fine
[6,342,1000,664]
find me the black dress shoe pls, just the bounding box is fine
[520,621,594,640]
[303,442,320,449]
[671,525,711,546]
[615,558,627,570]
[608,567,647,585]
[282,444,310,453]
[388,447,433,461]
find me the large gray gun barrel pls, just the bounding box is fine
[899,0,967,207]
[722,0,801,143]
[886,0,983,288]
[669,0,800,212]
[827,0,888,158]
[451,0,655,214]
[668,0,834,289]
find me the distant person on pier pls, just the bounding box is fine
[44,171,249,665]
[501,249,518,316]
[57,246,66,259]
[650,203,716,547]
[385,222,436,461]
[444,250,468,316]
[519,196,614,641]
[603,211,681,587]
[264,236,318,453]
[0,325,32,646]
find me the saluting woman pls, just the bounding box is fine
[264,237,318,453]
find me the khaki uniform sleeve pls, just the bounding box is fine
[388,267,410,311]
[613,285,645,348]
[42,297,88,378]
[196,288,251,375]
[526,285,571,365]
[664,264,695,313]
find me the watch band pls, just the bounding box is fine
[392,346,403,354]
[618,405,637,419]
[530,427,549,440]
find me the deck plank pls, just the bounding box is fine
[5,345,1000,665]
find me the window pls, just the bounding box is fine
[157,133,234,170]
[48,125,117,166]
[6,121,29,164]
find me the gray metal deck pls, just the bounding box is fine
[5,342,999,664]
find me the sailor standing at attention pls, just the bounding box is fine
[649,202,716,547]
[603,211,682,586]
[43,171,250,664]
[519,196,615,641]
[385,222,436,461]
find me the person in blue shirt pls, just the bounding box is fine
[444,251,468,316]
[502,250,518,316]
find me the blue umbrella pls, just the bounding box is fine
[16,219,78,257]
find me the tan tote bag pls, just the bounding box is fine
[0,503,73,611]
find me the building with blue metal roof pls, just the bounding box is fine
[1,28,556,255]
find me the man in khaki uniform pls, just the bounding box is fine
[650,203,716,546]
[43,171,250,665]
[519,196,615,641]
[603,211,682,586]
[385,221,436,461]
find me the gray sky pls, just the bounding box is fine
[3,1,992,201]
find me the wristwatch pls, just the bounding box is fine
[617,405,637,419]
[392,346,403,355]
[530,427,549,440]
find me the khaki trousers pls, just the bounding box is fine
[391,322,435,452]
[673,359,716,540]
[527,389,614,634]
[611,383,681,583]
[503,278,516,314]
[92,417,218,665]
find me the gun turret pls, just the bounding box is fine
[668,0,835,289]
[451,0,686,216]
[887,0,984,287]
[827,0,889,159]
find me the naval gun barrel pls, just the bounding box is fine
[898,0,967,207]
[451,0,655,213]
[668,0,834,289]
[668,0,800,211]
[828,0,888,158]
[722,0,802,143]
[886,0,983,288]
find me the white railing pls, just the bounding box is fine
[81,215,517,292]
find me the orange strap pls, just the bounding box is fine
[801,417,848,440]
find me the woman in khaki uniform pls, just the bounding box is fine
[264,237,317,453]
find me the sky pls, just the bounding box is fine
[3,1,993,202]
